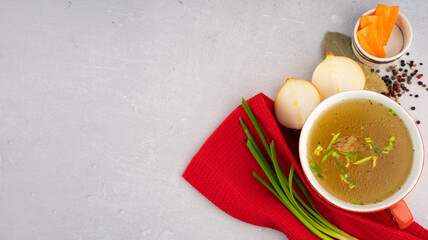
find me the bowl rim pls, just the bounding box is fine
[353,8,413,62]
[299,90,424,212]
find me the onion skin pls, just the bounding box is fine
[312,52,366,100]
[275,78,321,129]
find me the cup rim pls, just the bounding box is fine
[299,90,424,212]
[353,9,413,62]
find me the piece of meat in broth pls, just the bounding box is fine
[333,135,366,152]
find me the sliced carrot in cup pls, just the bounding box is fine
[375,4,399,46]
[359,15,385,45]
[357,24,386,58]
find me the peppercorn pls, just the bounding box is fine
[408,80,412,84]
[407,76,412,80]
[392,76,396,80]
[410,60,414,65]
[423,84,427,87]
[403,73,407,77]
[397,85,401,88]
[420,63,423,66]
[371,68,375,72]
[402,91,406,94]
[386,68,391,72]
[397,75,402,80]
[417,75,422,79]
[398,93,402,97]
[415,94,419,98]
[418,81,423,85]
[404,69,408,73]
[416,120,421,124]
[406,52,410,56]
[410,94,413,96]
[411,106,416,110]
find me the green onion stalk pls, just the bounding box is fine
[240,98,358,240]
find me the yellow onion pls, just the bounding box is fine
[275,78,321,129]
[312,52,366,100]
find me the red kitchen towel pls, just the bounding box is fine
[183,93,428,240]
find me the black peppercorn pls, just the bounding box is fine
[416,120,421,124]
[420,63,423,66]
[406,52,410,56]
[415,94,419,98]
[411,106,416,110]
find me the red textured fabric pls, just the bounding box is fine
[183,93,428,240]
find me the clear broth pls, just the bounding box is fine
[308,99,413,204]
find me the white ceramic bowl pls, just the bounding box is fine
[352,9,413,67]
[299,90,424,227]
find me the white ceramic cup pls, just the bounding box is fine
[352,9,413,68]
[299,90,424,229]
